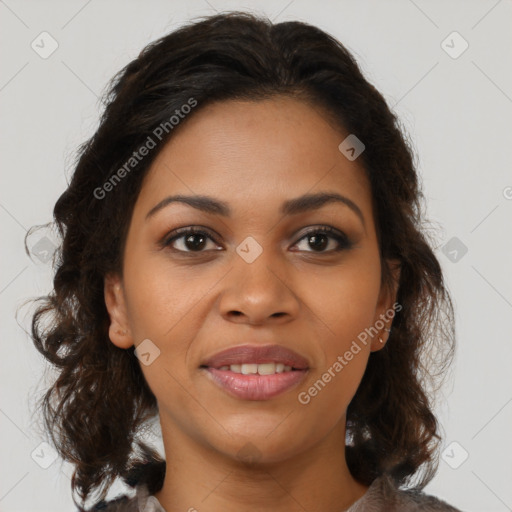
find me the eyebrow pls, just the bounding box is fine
[145,191,365,227]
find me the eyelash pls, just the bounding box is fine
[160,226,353,255]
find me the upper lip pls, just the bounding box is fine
[201,344,310,370]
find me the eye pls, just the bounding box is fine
[292,226,353,253]
[161,227,221,253]
[160,225,353,255]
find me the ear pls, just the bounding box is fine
[104,272,134,349]
[370,259,401,352]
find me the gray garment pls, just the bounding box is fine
[91,473,462,511]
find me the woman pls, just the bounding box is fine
[28,11,461,512]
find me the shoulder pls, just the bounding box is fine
[397,486,463,511]
[86,484,163,512]
[350,473,463,512]
[87,493,136,512]
[89,475,463,512]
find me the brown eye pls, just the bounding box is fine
[293,226,352,253]
[162,227,221,253]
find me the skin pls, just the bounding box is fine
[104,96,399,512]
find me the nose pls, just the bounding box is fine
[218,248,300,326]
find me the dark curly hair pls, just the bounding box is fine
[24,10,455,511]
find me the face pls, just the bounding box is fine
[105,96,398,465]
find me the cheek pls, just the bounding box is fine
[305,252,381,403]
[312,254,382,344]
[298,269,380,424]
[122,259,199,411]
[123,253,202,340]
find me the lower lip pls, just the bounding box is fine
[204,368,308,400]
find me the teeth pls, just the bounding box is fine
[241,363,258,375]
[217,363,296,374]
[257,363,276,375]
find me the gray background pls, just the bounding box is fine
[1,0,511,511]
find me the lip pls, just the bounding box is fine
[204,367,308,400]
[200,344,310,370]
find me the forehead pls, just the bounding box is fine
[136,96,372,218]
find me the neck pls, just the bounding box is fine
[153,417,369,512]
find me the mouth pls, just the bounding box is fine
[200,362,304,374]
[199,344,310,400]
[201,366,308,401]
[200,344,309,370]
